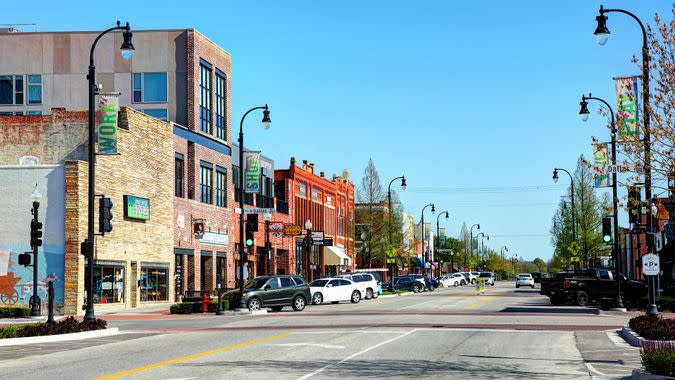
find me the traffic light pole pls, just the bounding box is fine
[30,201,41,317]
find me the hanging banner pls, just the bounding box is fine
[245,151,261,193]
[614,76,639,140]
[593,143,610,188]
[97,92,120,155]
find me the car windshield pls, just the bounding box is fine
[310,279,329,287]
[244,277,269,289]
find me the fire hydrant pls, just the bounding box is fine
[202,291,209,313]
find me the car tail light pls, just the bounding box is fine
[563,280,571,289]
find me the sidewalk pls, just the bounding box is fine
[576,328,642,378]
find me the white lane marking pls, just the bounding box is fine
[269,343,345,349]
[296,329,416,380]
[400,299,441,309]
[585,362,611,377]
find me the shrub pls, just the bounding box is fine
[642,340,675,376]
[629,315,675,341]
[170,300,228,314]
[0,316,107,339]
[0,306,31,318]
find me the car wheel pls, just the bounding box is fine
[350,290,361,303]
[292,295,306,311]
[312,292,323,305]
[365,288,373,299]
[516,284,520,288]
[531,284,535,289]
[576,291,590,307]
[372,290,379,299]
[270,306,283,312]
[247,297,262,311]
[454,281,459,287]
[413,285,421,293]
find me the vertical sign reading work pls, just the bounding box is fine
[614,76,639,140]
[593,143,610,188]
[97,93,120,155]
[245,151,261,193]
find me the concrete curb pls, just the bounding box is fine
[632,368,673,380]
[233,309,268,316]
[621,326,645,347]
[379,292,415,298]
[0,327,119,347]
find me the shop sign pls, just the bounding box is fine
[124,195,150,220]
[270,222,284,238]
[201,232,229,246]
[284,224,302,236]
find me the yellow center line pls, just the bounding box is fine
[463,296,498,310]
[93,333,290,380]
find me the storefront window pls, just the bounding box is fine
[140,266,168,302]
[93,263,125,304]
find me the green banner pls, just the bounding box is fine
[614,76,639,140]
[97,93,120,155]
[245,151,261,193]
[593,143,610,188]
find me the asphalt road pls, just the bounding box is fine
[0,282,640,379]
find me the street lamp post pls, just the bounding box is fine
[387,176,406,291]
[594,4,656,315]
[579,93,625,309]
[84,21,134,321]
[500,246,508,260]
[436,211,449,277]
[420,203,435,275]
[553,168,577,262]
[238,105,271,295]
[264,213,272,275]
[477,233,489,259]
[303,219,313,281]
[30,184,42,317]
[468,223,480,269]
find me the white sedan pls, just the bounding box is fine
[439,274,464,287]
[515,274,535,288]
[309,278,362,305]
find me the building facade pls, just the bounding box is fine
[275,158,355,282]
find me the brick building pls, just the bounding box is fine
[275,157,355,282]
[0,108,174,315]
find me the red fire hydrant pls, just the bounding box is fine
[202,291,209,313]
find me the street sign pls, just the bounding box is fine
[570,257,580,263]
[386,258,396,264]
[283,225,302,236]
[386,247,396,258]
[244,208,275,215]
[643,253,660,276]
[593,163,643,175]
[311,231,324,240]
[313,238,333,246]
[567,241,581,256]
[437,249,453,253]
[270,222,284,238]
[655,232,664,252]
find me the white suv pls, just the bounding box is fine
[335,273,379,299]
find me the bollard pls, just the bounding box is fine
[201,291,209,313]
[216,288,224,315]
[47,281,55,323]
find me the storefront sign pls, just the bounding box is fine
[97,92,120,155]
[284,224,302,236]
[270,222,284,238]
[614,76,639,139]
[124,195,150,220]
[201,231,229,246]
[245,151,261,193]
[593,143,610,188]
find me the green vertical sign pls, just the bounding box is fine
[97,93,120,155]
[245,151,261,193]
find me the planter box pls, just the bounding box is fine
[621,326,675,348]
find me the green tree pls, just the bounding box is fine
[533,257,547,273]
[356,159,387,266]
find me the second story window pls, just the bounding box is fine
[0,75,23,105]
[27,75,42,104]
[200,162,213,204]
[142,109,168,121]
[175,153,184,197]
[215,73,226,140]
[133,73,167,103]
[199,64,212,134]
[216,167,227,207]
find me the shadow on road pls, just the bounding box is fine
[500,307,599,315]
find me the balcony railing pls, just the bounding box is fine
[257,194,275,209]
[276,199,289,214]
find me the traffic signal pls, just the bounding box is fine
[627,186,639,224]
[30,219,43,249]
[18,252,31,266]
[245,219,255,247]
[99,197,113,233]
[602,217,612,243]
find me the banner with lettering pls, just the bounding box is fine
[593,143,610,188]
[614,76,639,140]
[245,151,261,193]
[97,92,120,155]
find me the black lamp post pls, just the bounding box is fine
[29,184,42,317]
[237,105,271,295]
[303,219,313,281]
[468,223,480,269]
[387,175,406,291]
[264,213,272,275]
[553,168,577,256]
[594,4,656,315]
[84,21,134,321]
[420,203,435,274]
[477,232,489,259]
[436,211,449,277]
[579,93,625,309]
[500,246,508,260]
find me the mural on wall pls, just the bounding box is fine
[0,166,66,312]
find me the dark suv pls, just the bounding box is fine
[226,275,311,312]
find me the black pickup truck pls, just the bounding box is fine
[540,268,646,308]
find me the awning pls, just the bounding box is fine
[324,246,351,266]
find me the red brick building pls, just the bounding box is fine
[625,198,671,280]
[275,157,355,282]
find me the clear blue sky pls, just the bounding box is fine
[7,0,672,261]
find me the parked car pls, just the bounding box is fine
[460,272,477,284]
[309,278,362,305]
[400,274,438,290]
[439,273,463,287]
[382,276,424,293]
[479,271,495,286]
[540,271,575,304]
[542,268,646,308]
[225,275,311,312]
[516,273,535,288]
[452,273,468,285]
[335,273,379,299]
[530,272,546,284]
